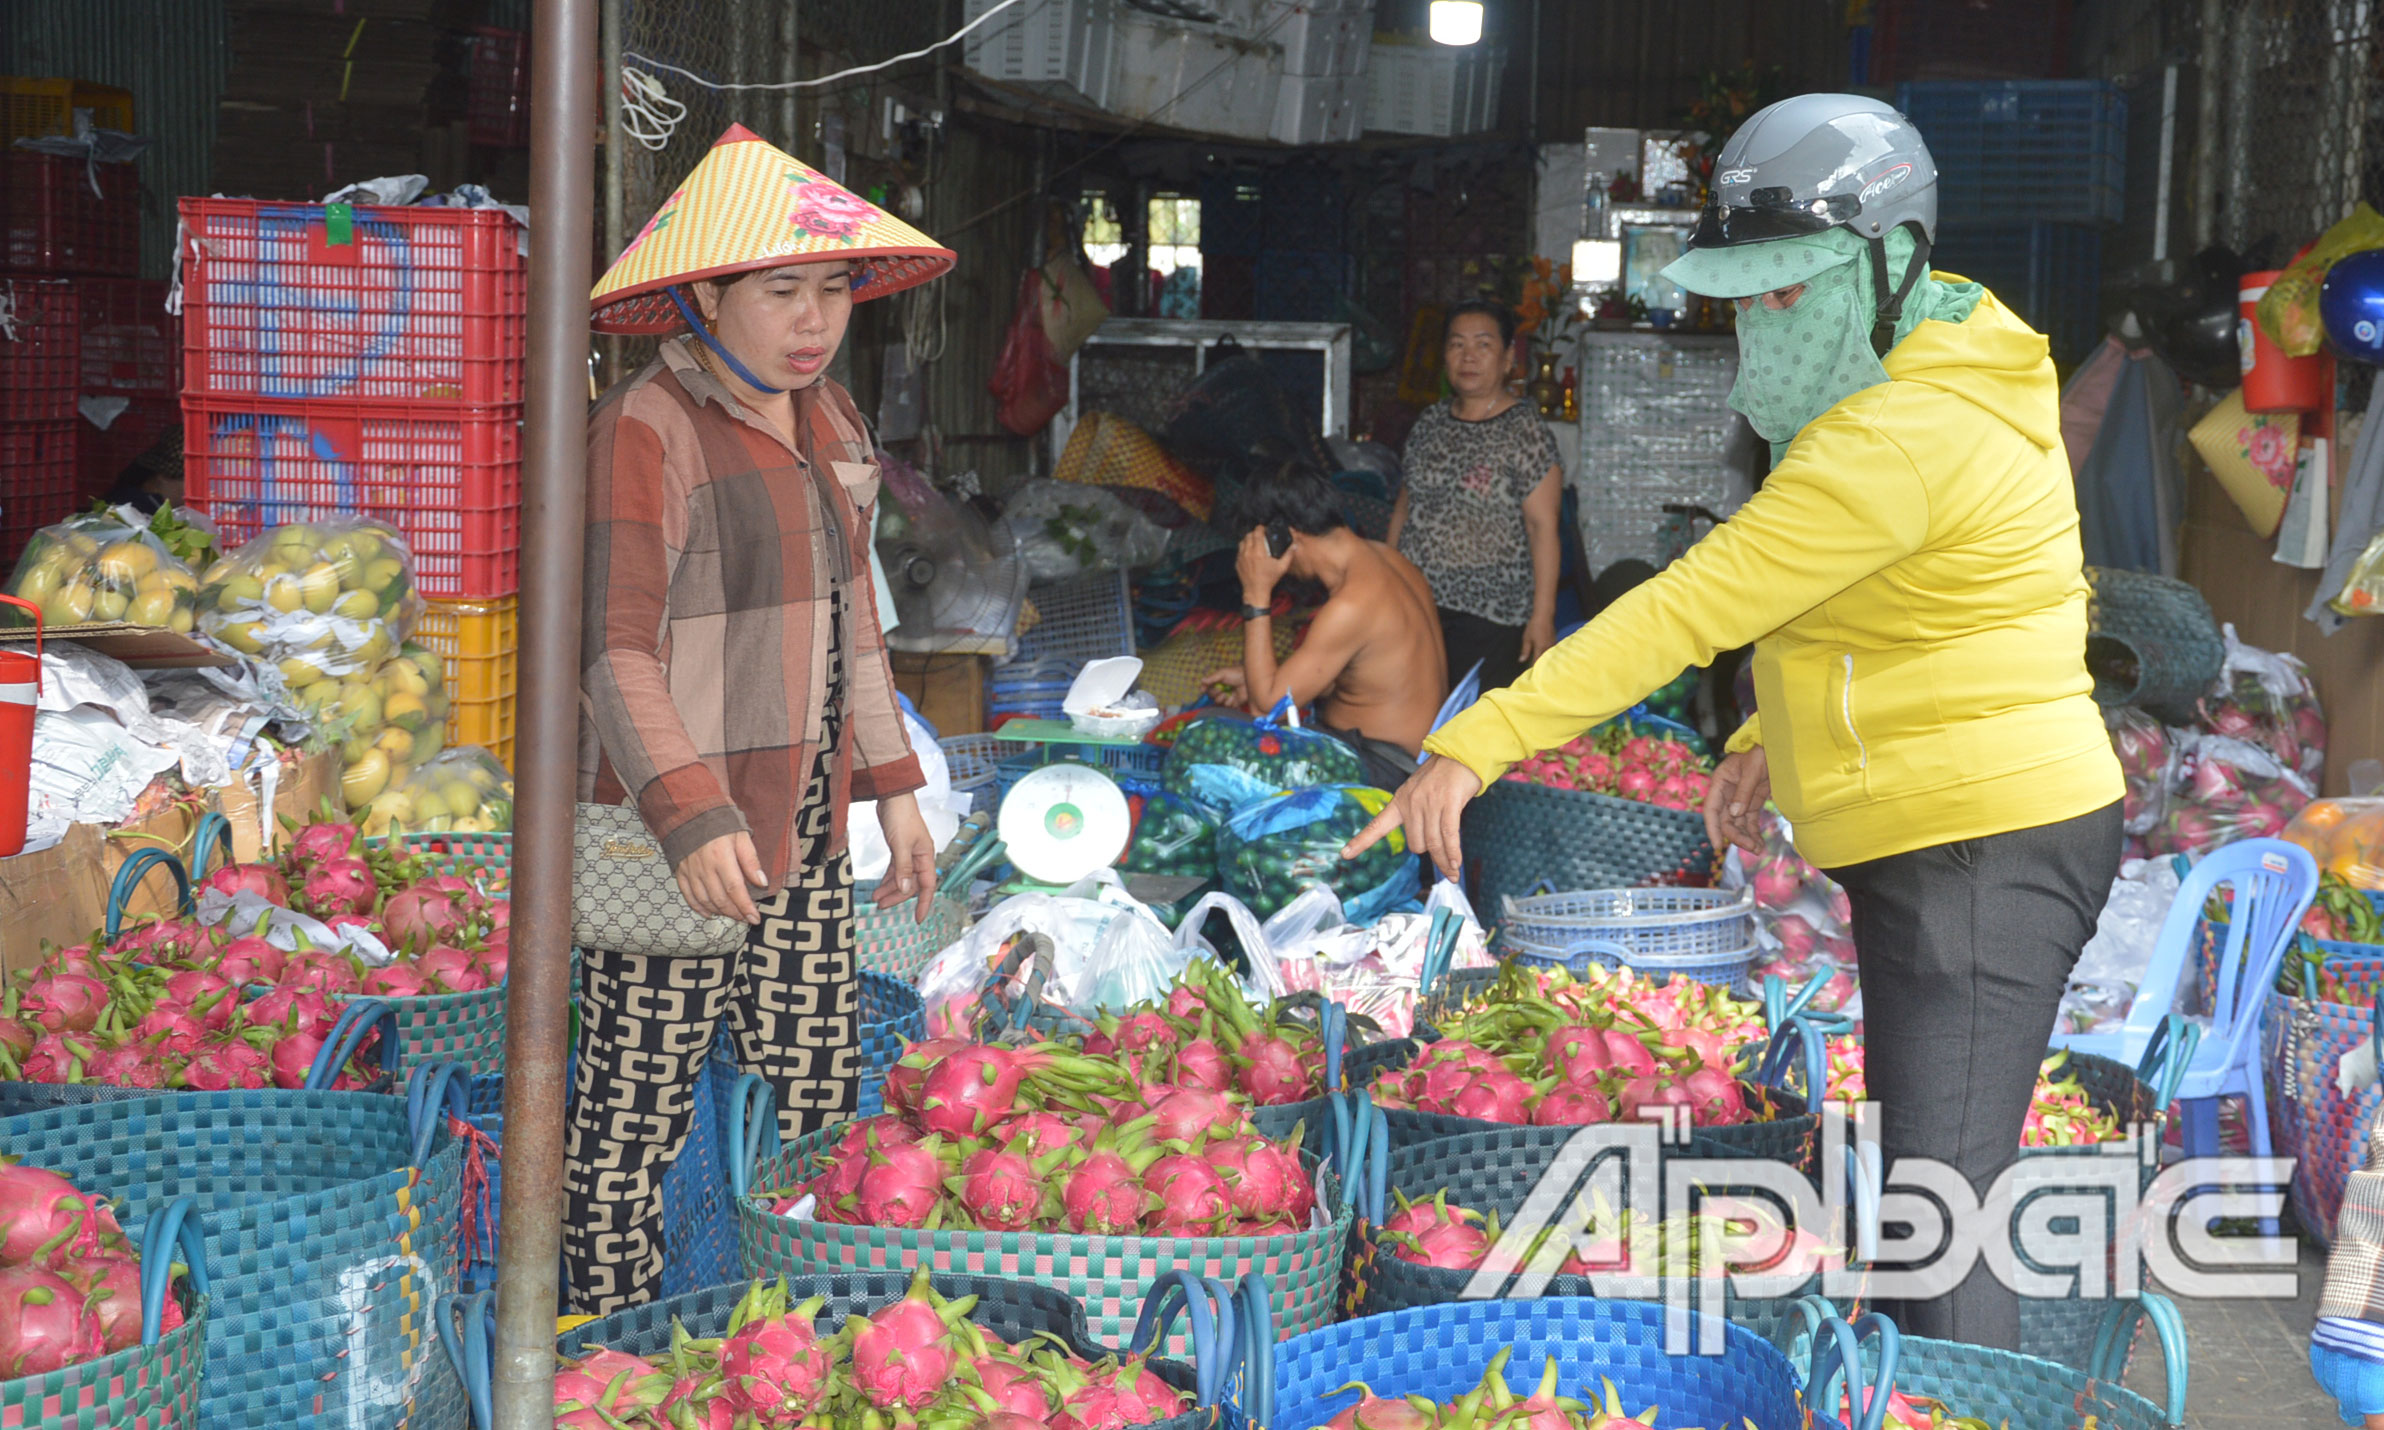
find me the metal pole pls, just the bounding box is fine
[492,0,594,1424]
[2191,0,2224,252]
[602,0,625,387]
[781,2,800,152]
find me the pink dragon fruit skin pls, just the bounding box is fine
[846,1285,964,1410]
[998,1111,1082,1160]
[299,857,378,919]
[1233,1032,1312,1105]
[0,1162,120,1268]
[287,819,359,870]
[1530,1085,1613,1126]
[22,974,108,1035]
[0,1264,106,1377]
[64,1254,146,1354]
[1141,1153,1231,1234]
[1061,1150,1155,1234]
[953,1148,1043,1232]
[1143,1086,1238,1146]
[199,861,290,907]
[1387,1218,1491,1270]
[379,887,467,953]
[855,1140,949,1228]
[1448,1069,1534,1124]
[1322,1386,1437,1430]
[914,1045,1029,1139]
[1169,1037,1230,1093]
[883,1037,974,1119]
[717,1297,833,1420]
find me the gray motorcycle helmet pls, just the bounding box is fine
[1674,93,1940,357]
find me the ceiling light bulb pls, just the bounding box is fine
[1429,1,1484,46]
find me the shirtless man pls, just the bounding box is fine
[1204,462,1450,791]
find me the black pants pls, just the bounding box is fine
[1437,607,1525,693]
[1823,800,2122,1349]
[1316,723,1423,793]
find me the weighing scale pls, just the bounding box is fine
[940,758,1208,909]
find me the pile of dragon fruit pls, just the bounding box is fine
[762,1033,1318,1237]
[0,1159,188,1379]
[1722,811,1858,1016]
[1376,1190,1832,1283]
[1367,963,1776,1129]
[552,1270,1189,1430]
[1504,726,1713,813]
[1818,1043,2123,1149]
[1841,1386,2002,1430]
[1321,1347,1751,1429]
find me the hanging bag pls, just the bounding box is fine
[571,797,746,958]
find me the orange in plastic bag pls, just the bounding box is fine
[2284,798,2384,889]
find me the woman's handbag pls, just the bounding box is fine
[572,799,749,957]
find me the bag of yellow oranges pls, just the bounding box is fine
[2286,797,2384,891]
[7,508,203,631]
[197,517,425,682]
[365,745,513,839]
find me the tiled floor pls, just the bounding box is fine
[2122,1233,2339,1428]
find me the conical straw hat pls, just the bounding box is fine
[591,124,955,334]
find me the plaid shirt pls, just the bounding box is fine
[578,339,923,885]
[2321,1120,2384,1324]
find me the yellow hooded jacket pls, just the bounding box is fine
[1424,286,2123,870]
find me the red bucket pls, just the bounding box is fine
[0,596,40,859]
[2241,270,2329,413]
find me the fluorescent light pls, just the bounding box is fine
[1429,1,1483,46]
[1572,238,1622,285]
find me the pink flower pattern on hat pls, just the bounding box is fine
[786,172,876,242]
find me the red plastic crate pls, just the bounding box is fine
[0,278,78,423]
[1,152,138,277]
[178,198,527,406]
[0,420,80,572]
[76,393,179,499]
[181,398,522,599]
[78,279,179,396]
[465,27,531,148]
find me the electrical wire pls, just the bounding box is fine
[624,0,1029,94]
[619,66,687,151]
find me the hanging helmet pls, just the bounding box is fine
[1693,93,1939,250]
[2321,249,2384,365]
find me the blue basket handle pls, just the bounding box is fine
[944,834,1008,892]
[105,848,192,941]
[1843,1142,1882,1264]
[1419,907,1460,998]
[1757,1013,1830,1100]
[1527,878,1557,898]
[2136,1013,2200,1115]
[310,997,399,1091]
[1561,938,1633,977]
[186,812,234,886]
[435,1288,498,1430]
[1326,1089,1387,1225]
[1129,1269,1236,1407]
[1321,1002,1346,1092]
[1234,1272,1275,1430]
[2089,1294,2189,1426]
[405,1060,473,1169]
[1806,1310,1899,1430]
[727,1072,783,1201]
[136,1195,207,1347]
[1764,970,1828,1033]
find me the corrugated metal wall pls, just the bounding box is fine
[2,0,232,280]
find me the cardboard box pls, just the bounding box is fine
[216,748,343,865]
[95,796,216,928]
[0,824,112,974]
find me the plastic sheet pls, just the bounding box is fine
[2107,706,2177,836]
[2198,624,2325,786]
[999,479,1170,582]
[2141,732,2316,856]
[2056,856,2185,1035]
[8,507,201,631]
[378,747,513,837]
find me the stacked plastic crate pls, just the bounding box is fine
[176,197,525,767]
[1,77,144,566]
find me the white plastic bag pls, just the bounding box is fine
[1000,480,1170,582]
[1172,889,1289,1003]
[848,712,969,882]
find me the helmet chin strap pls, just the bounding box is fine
[667,286,789,395]
[1866,232,1933,358]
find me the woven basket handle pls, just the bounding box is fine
[434,1288,498,1430]
[725,1073,781,1201]
[1763,970,1829,1033]
[1129,1269,1236,1407]
[2135,1013,2200,1115]
[1805,1309,1899,1430]
[186,811,235,886]
[1326,1089,1387,1225]
[1757,1013,1830,1102]
[104,847,192,942]
[1229,1272,1275,1430]
[404,1060,473,1169]
[137,1195,207,1347]
[313,997,400,1092]
[1842,1141,1882,1264]
[2088,1292,2189,1425]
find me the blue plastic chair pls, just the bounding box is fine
[1419,660,1484,764]
[2054,837,2316,1237]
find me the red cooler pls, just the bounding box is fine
[2241,270,2329,412]
[0,596,39,859]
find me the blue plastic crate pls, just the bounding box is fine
[1897,80,2125,224]
[1256,249,1353,323]
[1013,568,1136,666]
[1933,219,2103,364]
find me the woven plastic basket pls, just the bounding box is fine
[0,1197,213,1430]
[1461,777,1717,918]
[0,998,399,1114]
[1232,1294,1814,1430]
[730,1080,1357,1354]
[2272,989,2384,1244]
[854,971,925,1119]
[1501,885,1756,959]
[1503,930,1759,996]
[441,1268,1234,1430]
[0,1064,474,1430]
[2084,566,2224,725]
[1783,1292,2189,1430]
[853,893,968,983]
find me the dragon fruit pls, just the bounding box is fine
[1142,1153,1231,1235]
[0,1265,105,1377]
[1616,1075,1698,1126]
[855,1138,952,1228]
[83,1045,169,1090]
[997,1111,1083,1160]
[297,857,378,918]
[63,1253,152,1353]
[1233,1030,1313,1105]
[717,1282,834,1421]
[1059,1144,1161,1234]
[281,951,362,996]
[1384,1214,1492,1270]
[1321,1383,1439,1430]
[212,932,287,987]
[180,1042,271,1092]
[1447,1069,1535,1123]
[1530,1084,1613,1126]
[21,974,107,1035]
[1681,1068,1750,1127]
[380,886,467,953]
[287,818,360,869]
[1169,1036,1231,1093]
[885,1038,972,1117]
[18,1034,90,1085]
[249,987,335,1040]
[1143,1086,1238,1146]
[0,1018,32,1061]
[913,1044,1033,1139]
[844,1269,977,1410]
[360,963,432,999]
[413,944,485,993]
[974,1357,1057,1418]
[951,1147,1045,1232]
[198,861,290,907]
[0,1161,120,1267]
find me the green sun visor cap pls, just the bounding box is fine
[1661,228,1866,299]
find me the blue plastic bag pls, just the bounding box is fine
[1216,785,1417,922]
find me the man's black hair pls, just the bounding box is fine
[1444,299,1518,347]
[1221,460,1349,538]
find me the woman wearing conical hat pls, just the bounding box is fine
[572,125,955,1313]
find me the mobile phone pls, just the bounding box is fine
[1265,523,1292,558]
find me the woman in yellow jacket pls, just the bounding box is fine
[1347,94,2124,1350]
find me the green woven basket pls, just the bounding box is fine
[2084,566,2225,725]
[0,1297,212,1430]
[354,833,516,1075]
[1785,1293,2189,1430]
[852,891,968,983]
[731,1115,1351,1355]
[1460,778,1716,919]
